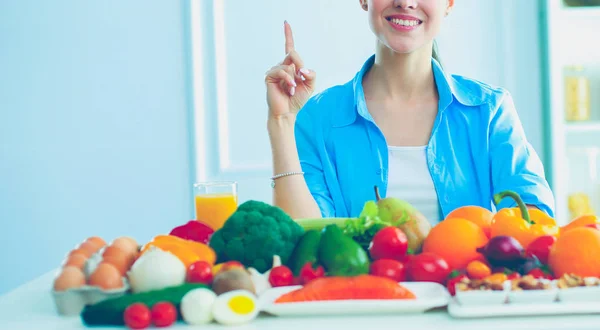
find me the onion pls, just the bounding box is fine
[127,246,186,293]
[476,236,525,268]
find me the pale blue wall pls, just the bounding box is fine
[0,0,194,294]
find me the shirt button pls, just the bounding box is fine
[376,169,382,175]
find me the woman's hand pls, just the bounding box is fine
[265,21,316,120]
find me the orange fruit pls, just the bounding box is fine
[549,227,600,278]
[446,206,494,238]
[561,215,599,233]
[423,218,489,270]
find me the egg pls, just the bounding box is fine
[101,254,132,275]
[212,290,259,326]
[180,288,217,325]
[53,266,86,291]
[111,237,139,256]
[86,236,107,250]
[62,253,88,269]
[69,247,93,258]
[102,245,129,260]
[89,262,124,290]
[78,241,102,255]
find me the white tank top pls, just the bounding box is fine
[386,146,442,226]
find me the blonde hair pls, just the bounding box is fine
[432,40,443,68]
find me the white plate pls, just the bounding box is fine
[448,299,600,318]
[259,282,449,317]
[558,286,600,303]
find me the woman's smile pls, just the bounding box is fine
[385,14,423,32]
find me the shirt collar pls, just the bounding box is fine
[333,54,486,128]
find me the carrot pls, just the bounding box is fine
[274,275,416,303]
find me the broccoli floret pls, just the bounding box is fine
[208,200,304,273]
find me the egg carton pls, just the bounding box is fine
[52,276,130,316]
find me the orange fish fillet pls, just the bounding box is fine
[275,275,416,303]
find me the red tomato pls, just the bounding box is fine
[124,303,151,329]
[507,272,521,280]
[368,227,408,261]
[150,302,177,327]
[585,224,600,230]
[525,235,557,265]
[407,252,451,284]
[269,266,294,287]
[446,271,468,296]
[187,261,213,284]
[369,259,407,282]
[299,262,325,285]
[527,268,554,280]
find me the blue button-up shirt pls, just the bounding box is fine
[294,55,555,220]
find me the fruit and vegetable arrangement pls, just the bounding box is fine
[50,185,600,327]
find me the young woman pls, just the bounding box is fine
[264,0,555,225]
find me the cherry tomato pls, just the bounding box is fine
[150,302,177,327]
[407,252,451,284]
[507,272,521,280]
[527,268,554,280]
[269,265,294,287]
[466,260,492,280]
[446,271,469,296]
[369,259,407,282]
[299,262,325,285]
[187,261,213,284]
[368,227,409,261]
[585,224,600,230]
[525,235,557,265]
[124,303,151,329]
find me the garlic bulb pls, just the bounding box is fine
[247,255,282,295]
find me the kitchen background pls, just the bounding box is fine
[0,0,599,295]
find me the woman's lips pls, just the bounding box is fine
[386,16,423,32]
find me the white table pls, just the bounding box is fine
[1,270,599,330]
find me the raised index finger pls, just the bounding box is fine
[284,21,295,54]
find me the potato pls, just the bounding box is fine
[211,268,256,296]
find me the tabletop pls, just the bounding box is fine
[1,270,600,330]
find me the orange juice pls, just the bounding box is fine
[195,193,238,230]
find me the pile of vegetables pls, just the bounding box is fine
[71,184,600,328]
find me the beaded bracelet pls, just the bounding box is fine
[270,171,304,188]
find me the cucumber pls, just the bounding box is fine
[287,230,322,276]
[80,283,209,326]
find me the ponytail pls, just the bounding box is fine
[432,39,443,69]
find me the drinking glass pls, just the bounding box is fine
[193,181,238,230]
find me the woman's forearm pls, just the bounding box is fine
[268,115,322,219]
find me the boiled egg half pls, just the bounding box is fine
[212,290,259,326]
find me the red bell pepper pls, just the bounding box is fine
[169,220,214,244]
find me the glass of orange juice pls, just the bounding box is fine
[193,181,238,230]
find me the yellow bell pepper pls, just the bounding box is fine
[490,191,559,249]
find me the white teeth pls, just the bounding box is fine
[391,18,420,27]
